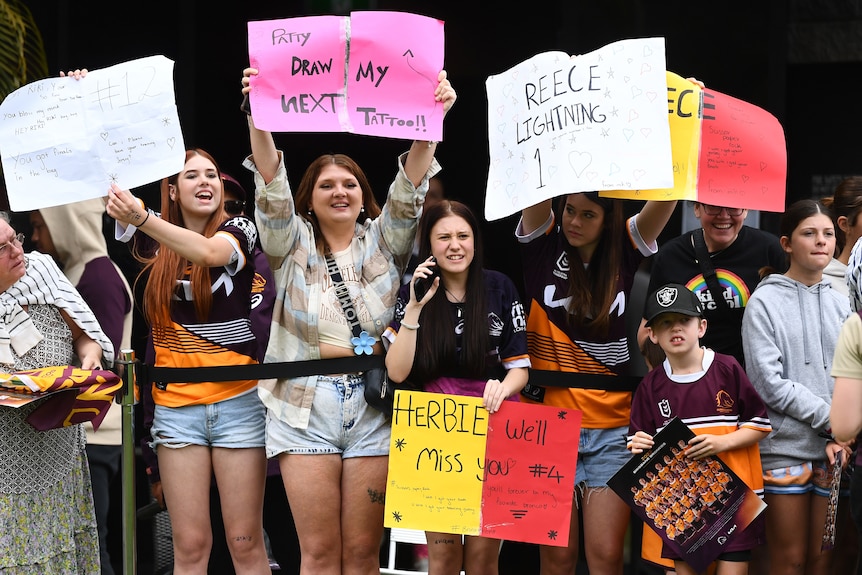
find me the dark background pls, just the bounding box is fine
[25,0,853,293]
[18,1,862,573]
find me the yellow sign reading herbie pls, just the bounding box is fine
[385,390,488,535]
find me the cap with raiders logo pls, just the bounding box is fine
[643,283,704,327]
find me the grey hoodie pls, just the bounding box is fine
[741,273,850,469]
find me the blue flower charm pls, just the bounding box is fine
[351,330,377,355]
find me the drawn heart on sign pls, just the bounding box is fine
[167,138,176,149]
[568,151,592,178]
[100,133,108,140]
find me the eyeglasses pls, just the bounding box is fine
[0,233,25,258]
[224,200,245,216]
[701,204,744,217]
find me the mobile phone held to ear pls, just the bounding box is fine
[413,257,439,301]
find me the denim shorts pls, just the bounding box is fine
[151,389,266,451]
[265,373,390,458]
[763,461,832,496]
[574,425,631,488]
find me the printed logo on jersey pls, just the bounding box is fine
[715,389,734,414]
[685,269,749,311]
[175,270,236,301]
[658,398,672,419]
[511,300,527,332]
[226,215,258,249]
[488,312,504,338]
[553,252,569,279]
[250,272,266,309]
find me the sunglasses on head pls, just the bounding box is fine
[224,200,245,216]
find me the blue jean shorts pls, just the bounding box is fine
[265,373,390,458]
[574,425,631,488]
[151,389,266,451]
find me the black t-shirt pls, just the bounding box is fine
[648,226,786,366]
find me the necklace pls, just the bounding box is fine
[444,288,466,302]
[445,288,466,319]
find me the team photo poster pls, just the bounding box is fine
[608,417,766,573]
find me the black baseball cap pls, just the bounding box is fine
[644,283,703,327]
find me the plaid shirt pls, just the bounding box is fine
[244,151,441,429]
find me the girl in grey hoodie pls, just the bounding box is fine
[742,199,851,575]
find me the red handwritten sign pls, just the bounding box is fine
[696,90,786,212]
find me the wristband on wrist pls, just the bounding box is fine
[138,210,151,227]
[400,321,420,331]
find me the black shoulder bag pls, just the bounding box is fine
[324,251,393,415]
[693,228,729,311]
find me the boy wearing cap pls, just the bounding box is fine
[627,283,771,575]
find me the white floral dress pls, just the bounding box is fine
[0,304,99,574]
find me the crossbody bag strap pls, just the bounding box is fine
[325,250,364,339]
[692,228,729,311]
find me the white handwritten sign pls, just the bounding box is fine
[0,55,185,211]
[484,38,673,221]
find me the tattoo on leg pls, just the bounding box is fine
[368,487,386,505]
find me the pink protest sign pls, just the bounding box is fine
[348,11,445,139]
[247,12,444,141]
[248,15,348,133]
[696,90,786,212]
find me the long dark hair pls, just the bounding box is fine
[410,200,489,381]
[556,192,625,336]
[294,154,381,254]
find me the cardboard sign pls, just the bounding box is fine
[484,38,673,221]
[0,55,185,211]
[385,390,581,546]
[247,11,444,140]
[602,72,787,212]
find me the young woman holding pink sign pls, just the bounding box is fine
[241,66,456,574]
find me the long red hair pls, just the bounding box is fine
[134,149,229,327]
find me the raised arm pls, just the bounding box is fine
[105,184,238,268]
[520,199,554,236]
[241,68,280,185]
[636,199,678,245]
[385,257,440,382]
[402,70,457,187]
